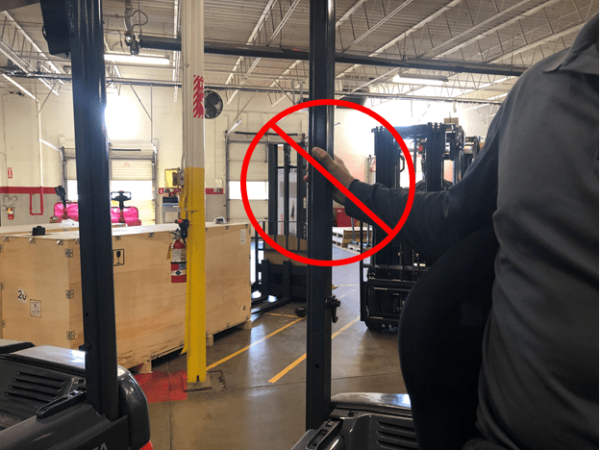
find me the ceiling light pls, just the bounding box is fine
[392,75,448,86]
[104,53,170,66]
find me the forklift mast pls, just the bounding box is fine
[360,123,467,330]
[0,1,151,449]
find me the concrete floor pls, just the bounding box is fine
[148,247,406,450]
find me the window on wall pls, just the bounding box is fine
[229,181,268,200]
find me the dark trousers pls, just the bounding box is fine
[398,225,500,450]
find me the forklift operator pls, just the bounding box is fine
[309,14,598,450]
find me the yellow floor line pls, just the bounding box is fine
[268,354,307,384]
[268,316,360,384]
[264,312,300,318]
[207,317,304,370]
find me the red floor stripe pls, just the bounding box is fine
[134,370,188,403]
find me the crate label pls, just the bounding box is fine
[240,229,246,245]
[17,288,27,303]
[30,300,41,318]
[113,249,125,266]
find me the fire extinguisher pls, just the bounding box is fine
[7,207,14,220]
[171,237,186,283]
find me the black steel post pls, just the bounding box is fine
[268,144,278,236]
[67,0,119,420]
[283,144,290,237]
[426,124,444,192]
[306,0,335,430]
[296,145,306,240]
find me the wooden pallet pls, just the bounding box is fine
[130,343,185,374]
[206,318,252,347]
[347,243,372,252]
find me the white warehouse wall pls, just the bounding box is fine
[0,82,494,226]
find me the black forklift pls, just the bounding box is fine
[251,142,308,314]
[0,0,151,448]
[360,123,467,330]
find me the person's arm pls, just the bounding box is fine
[318,108,504,256]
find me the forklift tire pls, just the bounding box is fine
[295,307,307,318]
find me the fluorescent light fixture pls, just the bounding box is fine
[2,74,38,101]
[104,53,170,66]
[392,75,448,86]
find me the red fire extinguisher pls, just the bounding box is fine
[171,238,186,283]
[7,207,14,220]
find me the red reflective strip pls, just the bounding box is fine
[193,75,204,118]
[0,186,55,194]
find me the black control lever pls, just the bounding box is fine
[326,296,341,323]
[175,218,190,243]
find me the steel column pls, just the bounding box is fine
[67,0,119,420]
[283,144,290,236]
[181,0,207,385]
[296,142,306,240]
[268,143,278,236]
[306,0,335,430]
[425,124,444,192]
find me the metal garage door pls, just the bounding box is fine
[226,136,300,225]
[227,139,269,224]
[65,147,155,181]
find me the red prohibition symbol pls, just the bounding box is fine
[241,99,416,267]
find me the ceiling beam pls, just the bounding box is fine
[432,0,565,59]
[336,0,463,80]
[7,72,503,104]
[0,0,39,12]
[489,21,584,63]
[420,0,534,58]
[137,38,526,76]
[224,0,303,104]
[342,0,416,51]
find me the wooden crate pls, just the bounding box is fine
[263,235,307,266]
[205,223,251,345]
[332,227,371,248]
[0,222,80,235]
[0,223,251,366]
[0,222,125,236]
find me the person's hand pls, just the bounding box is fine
[304,147,355,205]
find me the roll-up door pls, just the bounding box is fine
[228,142,268,181]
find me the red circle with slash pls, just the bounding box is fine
[241,99,415,267]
